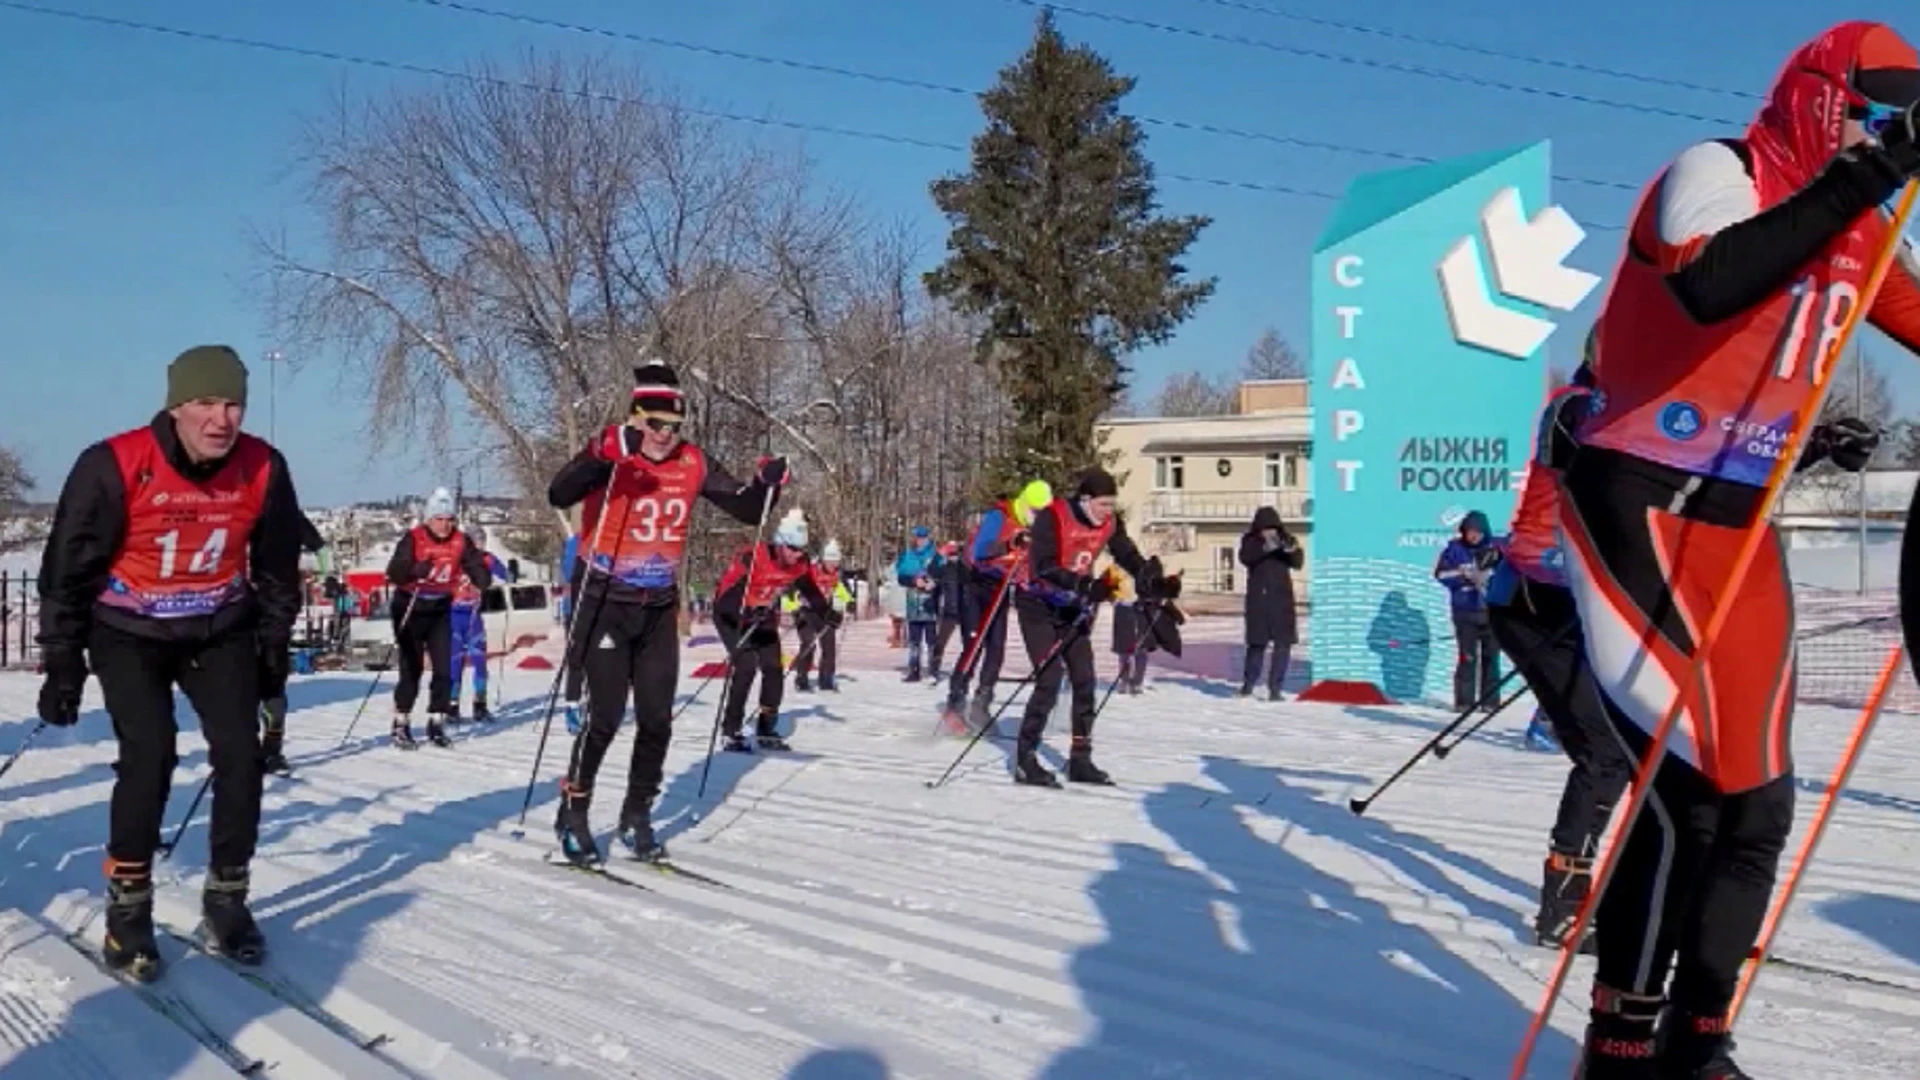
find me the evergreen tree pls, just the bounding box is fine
[926,12,1214,491]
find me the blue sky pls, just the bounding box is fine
[3,0,1918,506]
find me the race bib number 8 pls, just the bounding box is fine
[1774,277,1859,383]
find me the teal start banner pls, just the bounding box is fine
[1307,141,1599,703]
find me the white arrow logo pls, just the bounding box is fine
[1438,187,1601,360]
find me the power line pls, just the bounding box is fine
[393,0,1638,193]
[1013,0,1748,127]
[1176,0,1761,100]
[0,0,1628,230]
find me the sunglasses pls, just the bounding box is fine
[1854,100,1904,137]
[638,415,684,434]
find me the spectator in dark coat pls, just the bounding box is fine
[1433,509,1500,711]
[1238,506,1302,700]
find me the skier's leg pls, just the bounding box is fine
[1013,605,1066,781]
[757,627,784,714]
[717,617,755,739]
[464,609,489,712]
[1475,614,1499,708]
[392,610,426,718]
[1450,612,1476,709]
[820,622,837,684]
[1063,629,1108,783]
[620,606,678,847]
[947,582,984,704]
[978,595,1010,696]
[89,626,182,867]
[564,607,635,795]
[448,607,472,712]
[424,609,455,719]
[1662,774,1794,1072]
[793,616,817,682]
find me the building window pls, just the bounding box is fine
[1284,454,1300,488]
[1265,451,1301,489]
[1263,452,1281,489]
[1155,455,1185,490]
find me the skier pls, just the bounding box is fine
[546,360,788,864]
[894,525,941,681]
[1433,511,1500,712]
[259,510,328,776]
[384,488,492,749]
[788,538,852,692]
[928,540,965,680]
[448,525,510,722]
[1562,21,1920,1078]
[945,479,1053,727]
[714,509,839,751]
[35,345,306,976]
[1238,506,1303,700]
[1010,468,1175,787]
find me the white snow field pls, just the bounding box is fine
[1,621,1918,1079]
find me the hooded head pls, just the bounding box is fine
[1459,510,1491,544]
[1251,506,1282,532]
[1012,479,1053,526]
[1749,22,1920,190]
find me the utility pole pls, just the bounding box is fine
[1856,341,1868,594]
[262,350,286,445]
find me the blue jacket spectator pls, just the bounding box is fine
[1433,510,1496,613]
[895,527,943,623]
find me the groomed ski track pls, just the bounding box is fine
[1,629,1918,1078]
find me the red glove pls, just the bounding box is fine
[593,425,630,462]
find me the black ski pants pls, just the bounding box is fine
[1451,608,1498,710]
[716,612,783,736]
[1489,579,1631,857]
[931,614,961,673]
[1596,758,1794,1020]
[91,622,263,871]
[792,610,837,683]
[949,577,1010,704]
[563,597,679,820]
[391,598,452,716]
[1014,601,1096,752]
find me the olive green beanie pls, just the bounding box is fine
[165,345,249,409]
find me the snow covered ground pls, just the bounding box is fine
[1,624,1918,1078]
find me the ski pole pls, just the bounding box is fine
[694,607,787,801]
[0,719,47,785]
[931,572,1015,736]
[1729,642,1901,1024]
[494,581,512,710]
[1347,665,1523,816]
[1508,179,1920,1080]
[513,459,635,831]
[693,485,780,803]
[340,591,417,747]
[1431,681,1532,758]
[1090,602,1167,722]
[926,612,1087,790]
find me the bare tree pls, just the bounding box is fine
[0,444,41,555]
[1149,371,1235,417]
[1241,327,1305,380]
[0,445,30,509]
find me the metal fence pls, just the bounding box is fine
[1,571,37,670]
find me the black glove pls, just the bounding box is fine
[744,604,775,627]
[1158,572,1183,600]
[1802,417,1880,473]
[37,646,87,727]
[257,636,291,700]
[756,455,790,488]
[822,608,844,629]
[1080,574,1118,604]
[411,561,435,583]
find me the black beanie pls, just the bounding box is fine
[631,359,685,417]
[1075,468,1118,499]
[166,345,249,409]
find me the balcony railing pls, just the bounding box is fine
[1144,488,1310,524]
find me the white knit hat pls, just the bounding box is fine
[424,487,456,519]
[772,508,808,549]
[822,539,843,563]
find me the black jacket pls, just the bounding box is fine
[1239,509,1302,645]
[548,434,772,607]
[37,412,305,654]
[385,528,494,615]
[1021,500,1147,613]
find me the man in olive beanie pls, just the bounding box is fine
[166,345,250,410]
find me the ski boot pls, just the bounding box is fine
[723,728,753,753]
[391,715,418,750]
[1526,712,1560,752]
[425,714,453,748]
[1658,1010,1751,1079]
[554,781,601,865]
[1066,738,1114,786]
[617,806,667,863]
[259,728,291,776]
[471,700,492,723]
[754,707,790,751]
[102,858,162,981]
[1578,985,1664,1080]
[967,691,994,732]
[794,673,813,693]
[564,702,583,736]
[1535,849,1597,954]
[201,866,266,965]
[1013,745,1061,788]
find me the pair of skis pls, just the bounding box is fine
[64,916,403,1076]
[544,851,734,892]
